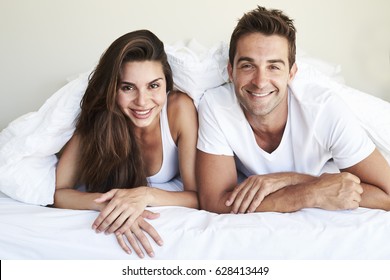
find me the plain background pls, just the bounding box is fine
[1,0,389,130]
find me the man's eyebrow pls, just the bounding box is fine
[237,56,255,63]
[268,59,286,65]
[236,57,286,65]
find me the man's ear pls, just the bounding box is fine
[227,63,233,81]
[288,63,298,83]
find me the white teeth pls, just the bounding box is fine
[133,109,151,115]
[250,91,272,97]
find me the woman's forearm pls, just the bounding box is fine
[147,188,199,209]
[53,188,103,211]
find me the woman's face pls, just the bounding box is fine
[116,61,167,129]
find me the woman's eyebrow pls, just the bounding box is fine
[120,77,163,85]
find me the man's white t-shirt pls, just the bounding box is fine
[197,82,375,177]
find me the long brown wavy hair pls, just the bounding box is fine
[75,30,173,193]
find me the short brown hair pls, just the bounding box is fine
[229,6,297,69]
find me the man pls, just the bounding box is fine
[196,6,390,214]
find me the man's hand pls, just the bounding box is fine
[311,172,363,210]
[226,173,294,213]
[115,210,163,258]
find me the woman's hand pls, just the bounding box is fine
[92,187,150,234]
[116,210,163,258]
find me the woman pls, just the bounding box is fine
[54,30,198,258]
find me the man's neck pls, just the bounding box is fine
[246,98,288,154]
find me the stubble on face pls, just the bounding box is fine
[229,33,295,123]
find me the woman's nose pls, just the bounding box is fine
[134,90,147,106]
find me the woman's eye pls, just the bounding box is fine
[150,83,159,89]
[122,85,134,91]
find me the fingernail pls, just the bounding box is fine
[158,240,164,246]
[149,252,155,258]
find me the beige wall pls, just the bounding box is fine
[1,0,389,130]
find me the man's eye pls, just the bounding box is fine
[239,64,255,71]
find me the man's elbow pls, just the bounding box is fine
[198,193,229,214]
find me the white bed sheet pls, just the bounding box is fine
[1,191,390,260]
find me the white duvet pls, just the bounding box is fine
[1,191,390,260]
[0,41,390,260]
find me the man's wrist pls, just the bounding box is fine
[291,173,316,185]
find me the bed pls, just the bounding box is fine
[1,40,390,260]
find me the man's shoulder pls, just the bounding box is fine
[290,75,346,110]
[200,83,236,107]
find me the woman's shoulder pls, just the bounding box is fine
[167,90,194,106]
[166,91,197,138]
[167,90,196,114]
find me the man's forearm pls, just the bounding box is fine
[254,183,314,212]
[201,183,312,214]
[200,172,317,214]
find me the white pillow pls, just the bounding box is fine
[166,39,229,108]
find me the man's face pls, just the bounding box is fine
[228,32,297,120]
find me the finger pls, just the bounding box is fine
[356,184,364,194]
[237,186,259,214]
[92,203,116,231]
[352,191,362,203]
[109,207,156,234]
[94,189,117,203]
[231,183,252,213]
[124,230,145,259]
[107,211,137,234]
[95,206,123,233]
[139,219,163,246]
[348,200,360,210]
[142,210,160,220]
[132,227,154,258]
[343,172,361,184]
[115,214,139,235]
[225,182,244,207]
[247,191,266,213]
[115,232,132,255]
